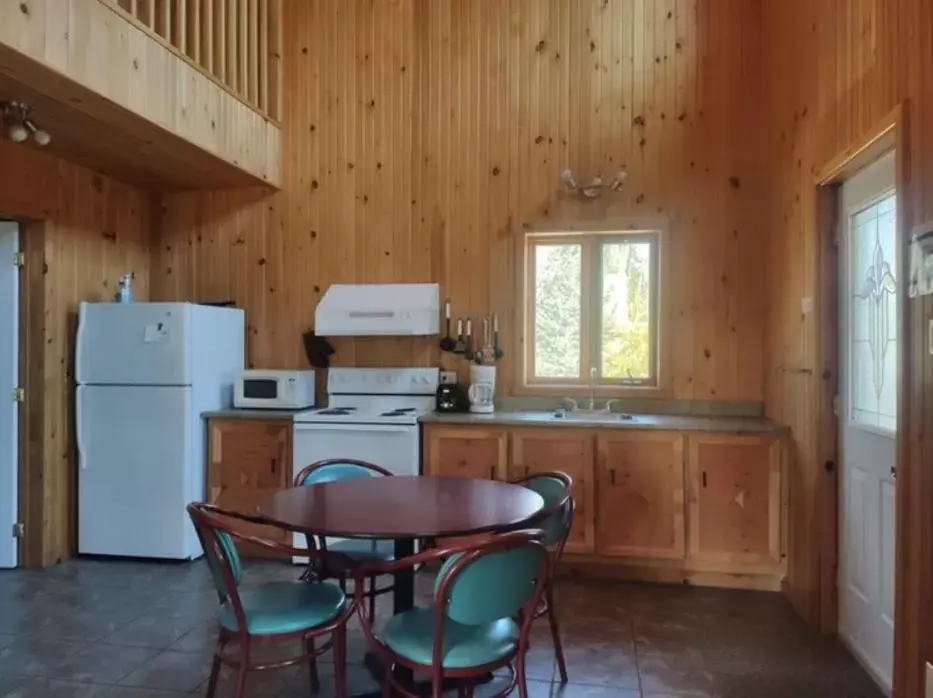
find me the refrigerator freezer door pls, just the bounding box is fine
[77,384,198,559]
[76,303,192,386]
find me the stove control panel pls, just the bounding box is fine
[327,367,440,395]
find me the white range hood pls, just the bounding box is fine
[314,283,440,337]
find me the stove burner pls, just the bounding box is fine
[380,407,418,417]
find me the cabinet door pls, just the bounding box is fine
[207,419,292,556]
[595,432,686,559]
[510,429,595,554]
[423,426,508,480]
[687,435,783,571]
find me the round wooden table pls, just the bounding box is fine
[258,475,546,697]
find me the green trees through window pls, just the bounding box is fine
[529,233,658,387]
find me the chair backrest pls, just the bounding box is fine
[433,530,548,626]
[186,503,244,609]
[514,472,573,550]
[293,458,394,487]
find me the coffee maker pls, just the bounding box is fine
[468,365,496,414]
[435,381,469,413]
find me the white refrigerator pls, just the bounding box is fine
[76,302,245,560]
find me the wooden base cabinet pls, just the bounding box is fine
[687,434,784,573]
[595,432,686,560]
[424,427,508,480]
[421,424,785,590]
[207,418,292,558]
[510,429,595,554]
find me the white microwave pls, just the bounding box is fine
[234,370,316,409]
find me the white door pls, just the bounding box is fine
[0,222,19,568]
[838,151,898,692]
[77,384,196,559]
[76,302,193,386]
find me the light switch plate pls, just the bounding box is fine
[801,297,814,315]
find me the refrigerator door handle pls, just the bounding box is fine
[76,387,87,470]
[75,303,86,385]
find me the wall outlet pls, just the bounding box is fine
[440,371,457,385]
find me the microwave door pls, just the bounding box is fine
[242,378,279,401]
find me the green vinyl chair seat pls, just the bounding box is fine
[380,608,520,669]
[219,580,347,636]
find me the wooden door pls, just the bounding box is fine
[595,432,686,559]
[423,426,508,480]
[207,419,292,556]
[687,434,783,572]
[510,429,595,554]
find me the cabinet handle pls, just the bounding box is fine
[270,458,277,475]
[609,469,616,485]
[702,471,707,488]
[489,465,496,479]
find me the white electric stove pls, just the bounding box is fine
[292,368,440,477]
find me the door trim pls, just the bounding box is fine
[809,103,909,639]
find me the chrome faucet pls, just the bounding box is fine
[588,367,597,411]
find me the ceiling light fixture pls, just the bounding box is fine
[24,119,51,146]
[1,101,51,147]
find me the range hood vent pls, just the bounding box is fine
[314,283,440,337]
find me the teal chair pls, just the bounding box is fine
[354,529,549,698]
[293,459,396,620]
[187,502,356,698]
[511,471,573,684]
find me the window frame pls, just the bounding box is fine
[518,227,669,396]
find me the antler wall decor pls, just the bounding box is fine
[561,167,628,199]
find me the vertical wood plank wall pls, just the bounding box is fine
[762,1,933,695]
[0,140,152,567]
[154,0,766,403]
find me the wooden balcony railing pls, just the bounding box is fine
[103,0,282,122]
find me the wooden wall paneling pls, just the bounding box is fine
[153,0,766,397]
[0,0,282,187]
[763,0,933,694]
[0,139,153,566]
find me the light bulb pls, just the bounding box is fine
[7,123,27,143]
[33,129,51,146]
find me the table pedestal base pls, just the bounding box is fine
[352,652,494,697]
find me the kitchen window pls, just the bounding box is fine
[521,230,663,391]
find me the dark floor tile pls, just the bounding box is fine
[559,647,639,690]
[475,676,552,698]
[168,623,220,654]
[47,642,161,684]
[0,637,88,677]
[0,673,32,696]
[637,654,721,697]
[2,677,113,697]
[118,650,213,693]
[99,615,201,650]
[190,664,299,697]
[552,684,639,698]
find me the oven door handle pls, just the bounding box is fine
[294,423,416,434]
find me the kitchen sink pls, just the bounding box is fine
[550,409,638,422]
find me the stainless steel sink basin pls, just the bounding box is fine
[550,409,638,422]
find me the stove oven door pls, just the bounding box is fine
[291,422,421,562]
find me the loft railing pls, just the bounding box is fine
[102,0,283,122]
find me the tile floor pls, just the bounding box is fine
[0,559,882,698]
